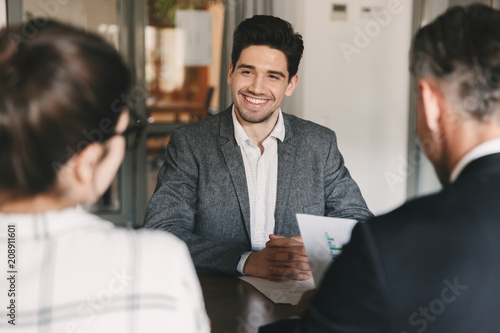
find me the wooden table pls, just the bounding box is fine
[198,273,302,333]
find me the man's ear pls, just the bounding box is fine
[227,63,234,85]
[418,79,443,133]
[285,75,299,97]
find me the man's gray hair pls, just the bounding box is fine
[410,4,500,122]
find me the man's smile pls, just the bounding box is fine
[242,94,271,107]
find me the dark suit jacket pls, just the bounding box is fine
[144,107,372,275]
[260,153,500,332]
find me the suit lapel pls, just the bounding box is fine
[218,108,252,239]
[274,114,298,235]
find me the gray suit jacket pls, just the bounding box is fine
[144,107,372,275]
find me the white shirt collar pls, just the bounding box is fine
[449,138,500,183]
[232,106,285,146]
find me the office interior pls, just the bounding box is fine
[2,0,498,227]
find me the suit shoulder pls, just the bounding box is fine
[283,112,337,140]
[169,111,231,148]
[367,191,444,233]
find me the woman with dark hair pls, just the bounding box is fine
[0,20,209,332]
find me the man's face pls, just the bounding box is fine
[228,45,298,125]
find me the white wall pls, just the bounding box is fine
[275,0,413,215]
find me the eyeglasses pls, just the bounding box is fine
[122,115,147,151]
[103,112,147,151]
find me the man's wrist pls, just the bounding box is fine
[237,251,253,275]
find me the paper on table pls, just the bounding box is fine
[297,214,358,286]
[239,276,315,305]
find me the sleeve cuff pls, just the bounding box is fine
[237,251,253,275]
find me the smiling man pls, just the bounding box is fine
[144,15,372,279]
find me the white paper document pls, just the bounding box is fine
[297,214,358,286]
[239,276,315,305]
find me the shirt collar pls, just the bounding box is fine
[449,138,500,183]
[232,106,285,146]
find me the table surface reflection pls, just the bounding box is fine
[198,273,301,333]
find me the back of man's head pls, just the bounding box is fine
[410,4,500,123]
[231,15,304,80]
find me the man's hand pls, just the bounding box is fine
[242,247,274,278]
[243,234,312,281]
[266,234,311,281]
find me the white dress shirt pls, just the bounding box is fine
[450,138,500,183]
[232,108,285,273]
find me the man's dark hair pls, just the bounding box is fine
[231,15,304,80]
[410,4,500,121]
[0,19,130,197]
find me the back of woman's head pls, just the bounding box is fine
[0,19,130,197]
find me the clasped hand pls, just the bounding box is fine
[243,234,312,281]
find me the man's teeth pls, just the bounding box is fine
[245,97,267,104]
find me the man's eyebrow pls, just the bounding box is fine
[268,70,286,78]
[236,64,255,70]
[236,64,287,79]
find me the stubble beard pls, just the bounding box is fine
[235,105,277,124]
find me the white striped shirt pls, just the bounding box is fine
[0,206,209,333]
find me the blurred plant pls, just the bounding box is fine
[148,0,215,27]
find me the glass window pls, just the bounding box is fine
[145,0,224,200]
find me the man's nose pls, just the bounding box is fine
[248,75,266,95]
